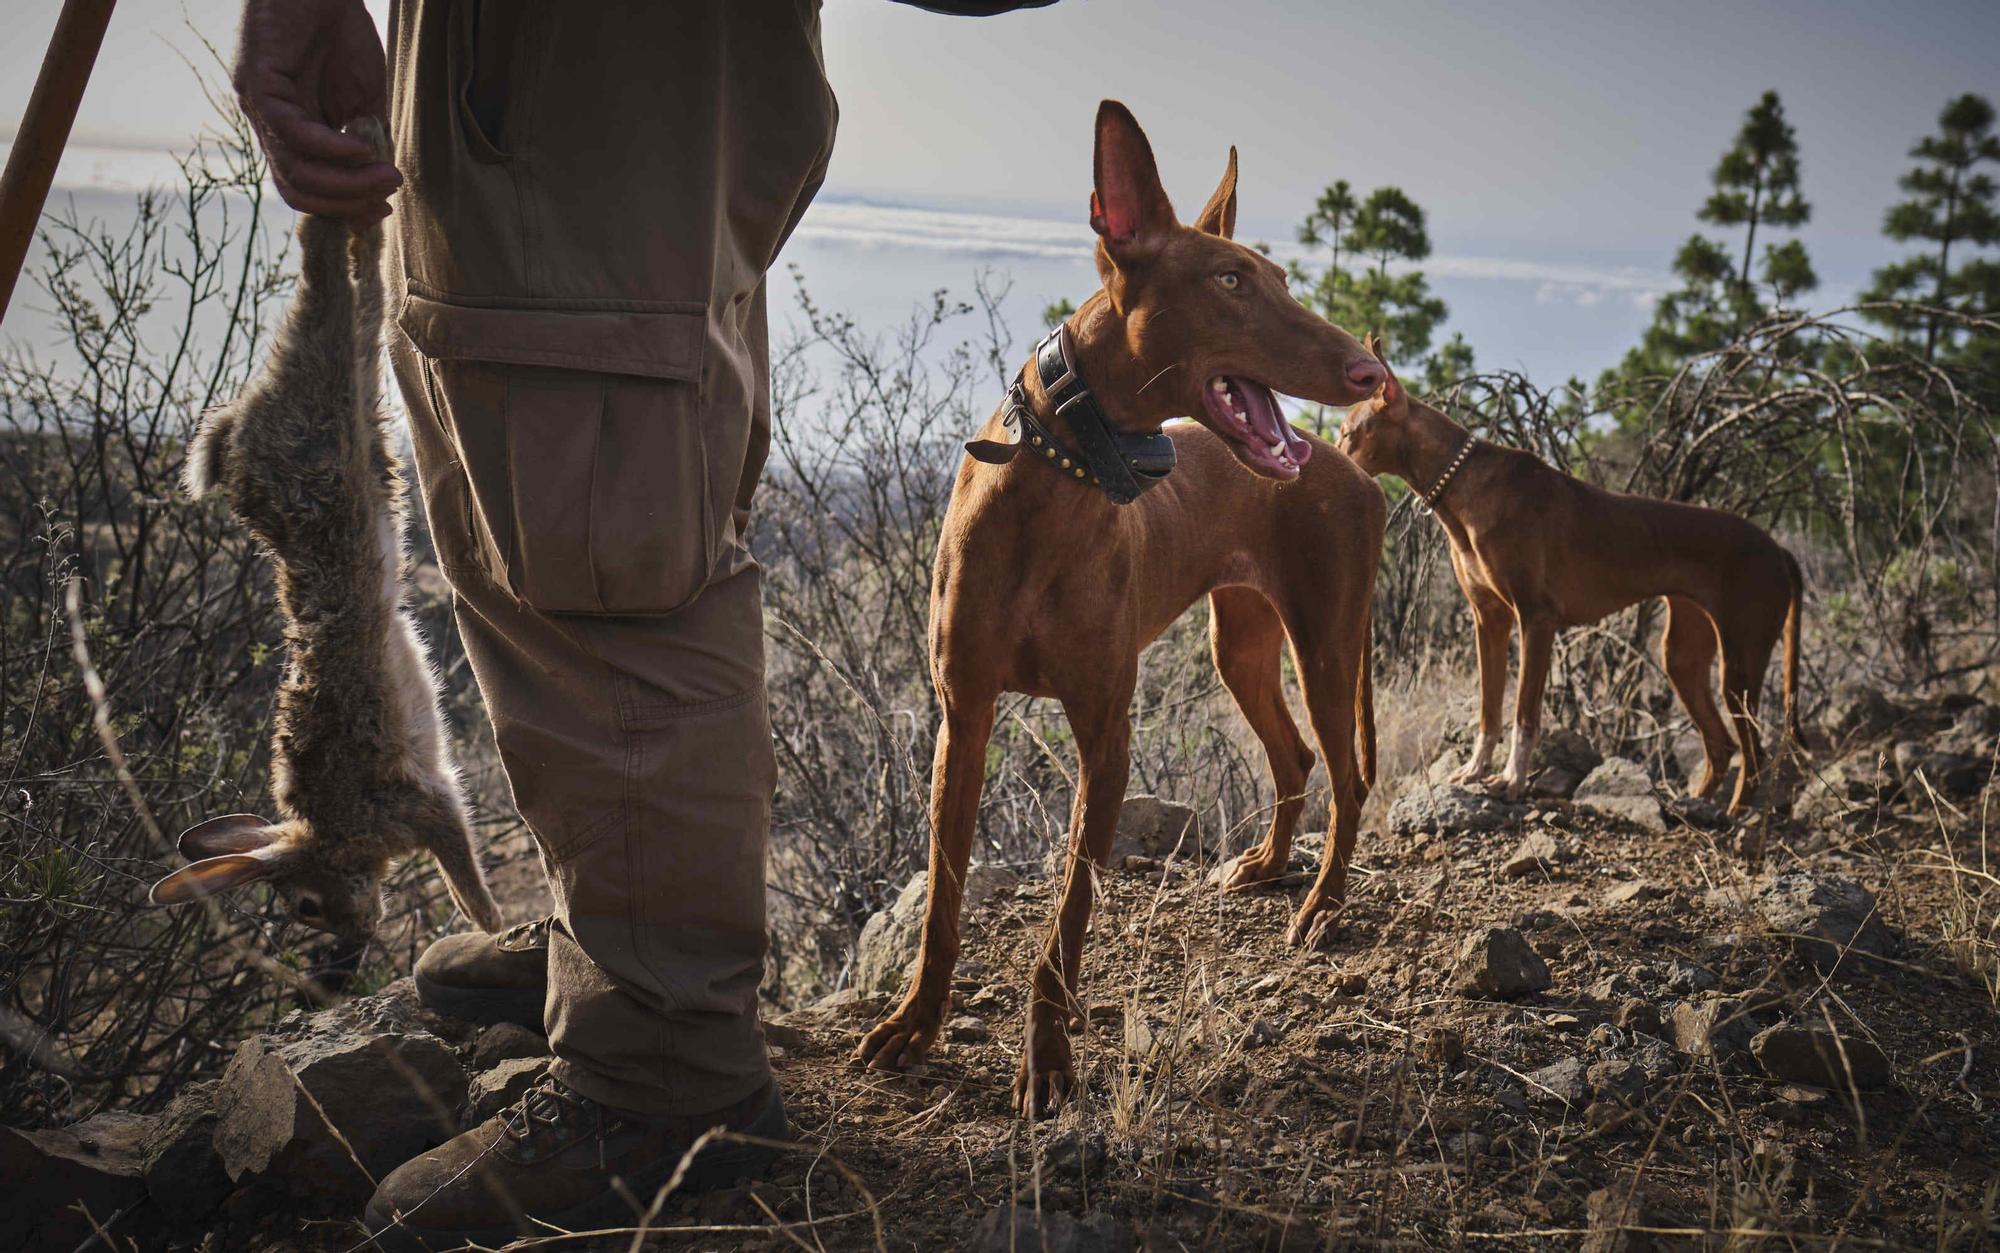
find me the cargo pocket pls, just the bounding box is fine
[502,367,719,614]
[401,292,727,615]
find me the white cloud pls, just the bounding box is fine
[797,198,1673,305]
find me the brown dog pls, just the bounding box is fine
[1335,344,1802,810]
[852,102,1389,1115]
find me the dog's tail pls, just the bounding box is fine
[1356,622,1377,801]
[1781,548,1804,745]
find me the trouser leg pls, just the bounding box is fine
[395,341,778,1115]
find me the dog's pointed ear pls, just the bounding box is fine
[148,850,285,906]
[1090,100,1176,257]
[1372,336,1403,404]
[178,814,279,860]
[1193,146,1238,239]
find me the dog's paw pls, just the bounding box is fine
[1221,846,1291,891]
[1012,1052,1076,1119]
[852,1006,940,1072]
[1286,895,1346,949]
[1011,1012,1078,1119]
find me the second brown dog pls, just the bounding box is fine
[1334,343,1802,811]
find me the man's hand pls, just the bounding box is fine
[235,0,399,220]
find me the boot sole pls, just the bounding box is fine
[362,1089,790,1251]
[412,969,546,1032]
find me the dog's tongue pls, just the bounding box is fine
[1235,378,1312,466]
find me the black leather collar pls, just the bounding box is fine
[962,325,1175,505]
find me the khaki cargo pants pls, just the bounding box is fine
[383,0,836,1116]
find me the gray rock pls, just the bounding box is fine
[1750,1024,1891,1091]
[1573,758,1665,832]
[945,1014,989,1043]
[1892,740,1991,800]
[972,1205,1131,1253]
[1605,880,1666,906]
[1659,958,1718,995]
[1756,869,1897,972]
[1666,994,1773,1065]
[317,976,478,1047]
[1938,702,2000,760]
[1583,1176,1664,1252]
[1667,795,1731,830]
[1109,794,1198,861]
[1452,926,1552,999]
[1,1111,155,1250]
[1039,1129,1108,1177]
[1796,754,1899,821]
[853,865,1020,996]
[1532,729,1604,799]
[1388,785,1524,840]
[1125,1015,1166,1063]
[1824,684,1904,745]
[471,1021,548,1071]
[211,1015,466,1204]
[467,1056,550,1124]
[1614,998,1662,1036]
[141,1081,230,1228]
[1526,1056,1588,1106]
[1587,1058,1648,1108]
[1626,1032,1680,1083]
[1500,830,1563,880]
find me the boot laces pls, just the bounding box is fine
[497,1075,609,1163]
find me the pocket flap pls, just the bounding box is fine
[400,285,705,381]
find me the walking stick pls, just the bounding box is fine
[0,0,118,323]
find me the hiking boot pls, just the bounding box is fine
[363,1073,788,1251]
[413,915,551,1030]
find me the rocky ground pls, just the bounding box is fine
[10,685,1999,1251]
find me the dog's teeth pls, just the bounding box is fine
[1211,379,1228,394]
[1267,441,1286,458]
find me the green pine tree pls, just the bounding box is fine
[1702,90,1813,302]
[1618,91,1815,375]
[1861,94,2000,364]
[1294,183,1460,377]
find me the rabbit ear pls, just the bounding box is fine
[178,814,279,860]
[148,849,286,906]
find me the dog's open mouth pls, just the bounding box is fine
[1201,375,1312,480]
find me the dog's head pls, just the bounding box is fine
[1075,100,1384,482]
[147,814,385,943]
[1332,335,1410,477]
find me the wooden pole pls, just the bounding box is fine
[0,0,119,323]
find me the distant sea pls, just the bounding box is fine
[2,145,1674,430]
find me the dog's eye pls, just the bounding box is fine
[1216,271,1241,291]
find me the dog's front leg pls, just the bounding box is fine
[1488,617,1555,800]
[1451,605,1512,786]
[1016,696,1132,1118]
[855,697,995,1072]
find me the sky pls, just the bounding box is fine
[4,0,1998,385]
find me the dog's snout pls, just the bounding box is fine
[1346,359,1386,393]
